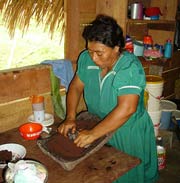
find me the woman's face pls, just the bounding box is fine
[87,41,119,69]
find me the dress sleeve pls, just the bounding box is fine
[113,55,146,96]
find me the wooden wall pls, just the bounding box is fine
[0,64,86,133]
[64,0,128,65]
[0,65,54,132]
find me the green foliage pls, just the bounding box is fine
[0,20,64,70]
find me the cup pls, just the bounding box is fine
[30,95,45,123]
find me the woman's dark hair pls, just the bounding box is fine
[82,14,125,51]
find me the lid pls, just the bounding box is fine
[157,145,165,154]
[30,95,44,104]
[166,39,172,43]
[146,75,164,84]
[133,40,144,46]
[157,136,162,141]
[160,100,177,111]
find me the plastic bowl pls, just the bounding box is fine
[19,122,43,140]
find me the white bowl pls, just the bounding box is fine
[28,113,54,127]
[0,143,26,168]
[5,160,48,183]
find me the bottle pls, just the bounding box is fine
[30,95,45,123]
[156,136,166,170]
[164,39,172,59]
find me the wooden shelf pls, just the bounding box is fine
[127,19,175,24]
[139,51,180,98]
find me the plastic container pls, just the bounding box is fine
[148,110,162,137]
[145,75,164,112]
[160,100,177,129]
[164,39,172,59]
[156,136,166,170]
[30,95,45,123]
[133,40,144,56]
[19,122,43,140]
[143,35,153,44]
[131,3,143,20]
[150,15,159,20]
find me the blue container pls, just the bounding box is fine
[159,100,177,130]
[160,111,172,129]
[164,39,172,59]
[150,15,159,20]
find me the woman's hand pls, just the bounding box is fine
[74,130,96,148]
[58,119,76,137]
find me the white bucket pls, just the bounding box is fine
[146,75,164,112]
[148,110,162,137]
[154,123,160,137]
[160,100,177,129]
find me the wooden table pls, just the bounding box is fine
[0,128,140,183]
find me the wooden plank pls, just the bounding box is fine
[147,22,176,32]
[0,93,54,133]
[148,29,175,45]
[64,0,80,62]
[79,13,96,51]
[126,22,148,41]
[96,0,116,17]
[79,0,97,13]
[0,64,51,103]
[96,0,128,34]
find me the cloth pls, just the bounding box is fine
[41,59,74,91]
[50,69,65,120]
[41,59,73,119]
[77,50,159,183]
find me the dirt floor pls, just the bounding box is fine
[157,130,180,183]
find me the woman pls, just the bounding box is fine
[58,14,158,183]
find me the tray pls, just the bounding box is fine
[37,120,112,171]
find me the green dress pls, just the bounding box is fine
[77,50,159,183]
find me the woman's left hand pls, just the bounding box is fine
[74,130,96,148]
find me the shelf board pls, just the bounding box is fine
[127,19,176,31]
[127,19,175,24]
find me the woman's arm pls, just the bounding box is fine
[66,74,84,120]
[74,94,139,147]
[58,74,84,136]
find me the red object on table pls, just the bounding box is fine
[19,122,43,140]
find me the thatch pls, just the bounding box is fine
[0,0,65,39]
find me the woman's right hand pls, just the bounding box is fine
[57,119,76,137]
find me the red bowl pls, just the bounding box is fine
[19,122,43,140]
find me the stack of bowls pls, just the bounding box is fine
[145,75,164,137]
